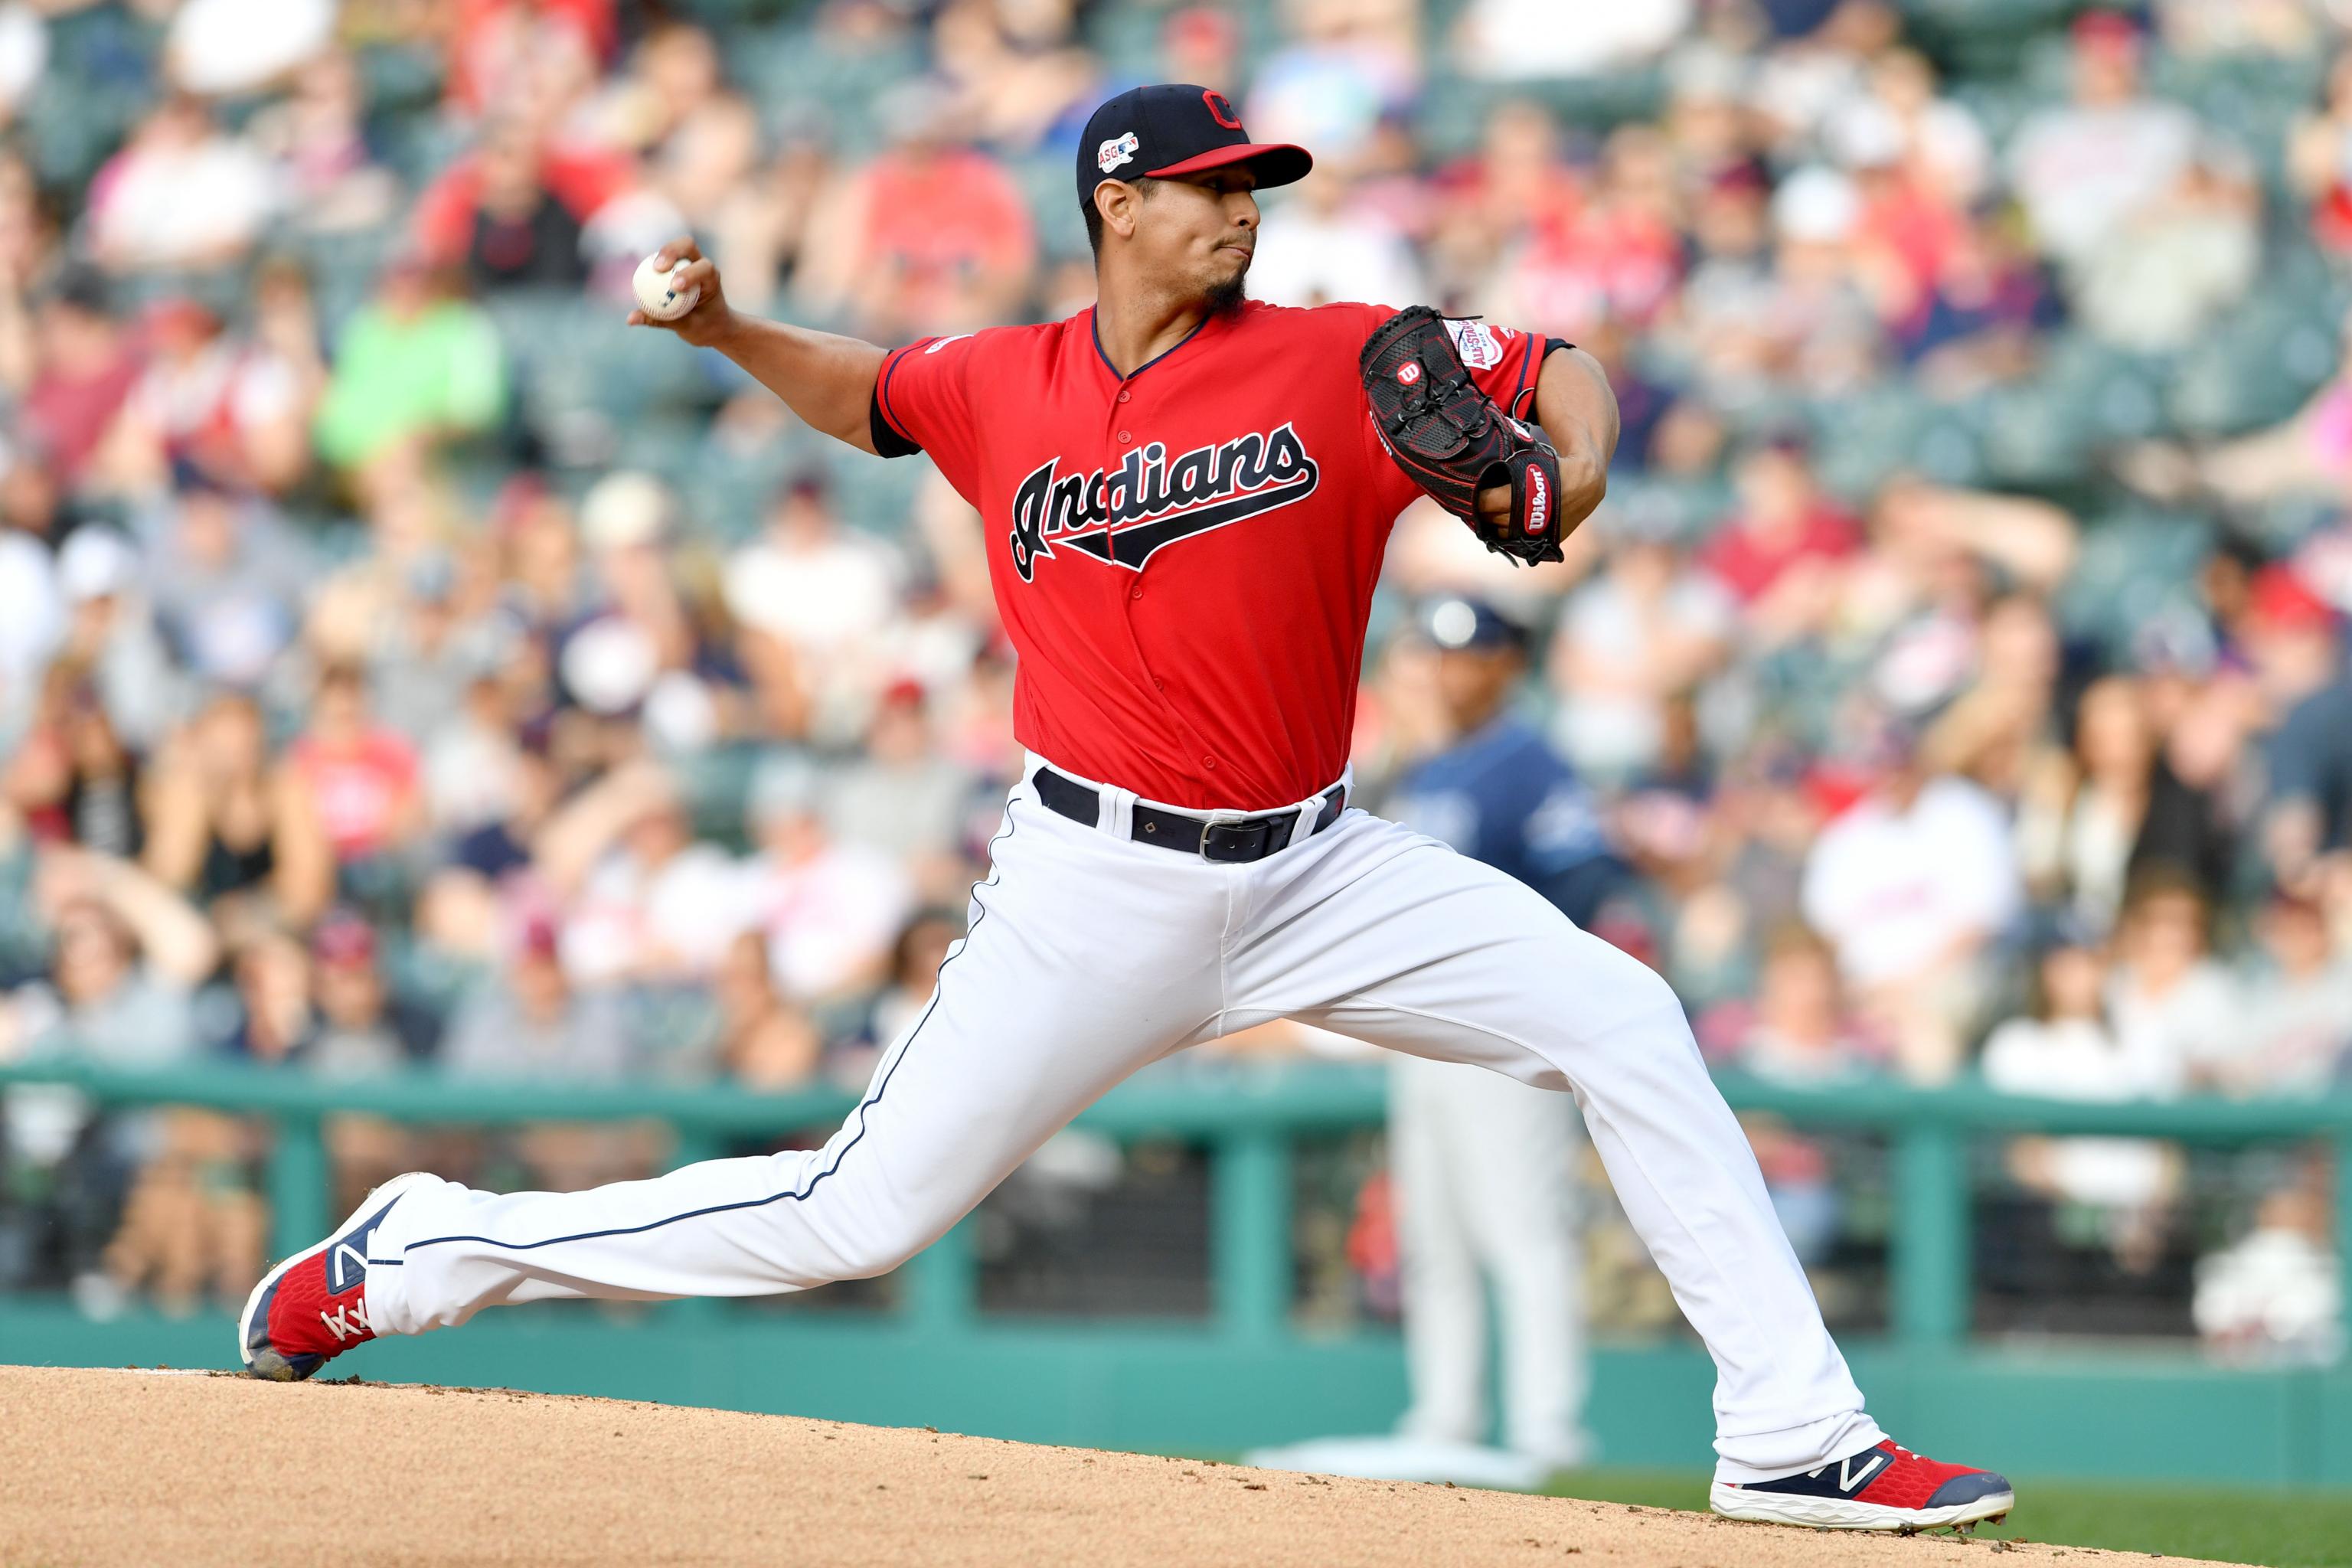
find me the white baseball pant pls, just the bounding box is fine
[364,761,1884,1480]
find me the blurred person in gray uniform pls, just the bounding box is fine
[1381,597,1627,1472]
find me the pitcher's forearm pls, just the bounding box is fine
[1534,345,1617,529]
[709,313,888,455]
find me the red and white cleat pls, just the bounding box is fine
[1710,1439,2015,1532]
[237,1172,430,1382]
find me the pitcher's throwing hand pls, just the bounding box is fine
[625,237,731,348]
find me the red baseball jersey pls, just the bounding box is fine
[874,300,1558,811]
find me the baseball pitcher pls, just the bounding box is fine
[239,85,2012,1534]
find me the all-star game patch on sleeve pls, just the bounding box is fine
[871,332,986,501]
[1444,317,1570,422]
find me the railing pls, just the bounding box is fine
[3,1059,2349,1351]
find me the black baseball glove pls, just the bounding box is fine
[1360,305,1565,567]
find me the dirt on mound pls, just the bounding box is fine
[0,1366,2242,1567]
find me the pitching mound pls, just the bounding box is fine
[1,1366,2243,1567]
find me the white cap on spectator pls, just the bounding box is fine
[561,616,658,714]
[167,0,334,96]
[1826,100,1906,172]
[58,527,139,603]
[1772,166,1860,243]
[580,470,673,553]
[644,669,719,754]
[0,2,47,116]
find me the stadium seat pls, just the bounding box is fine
[733,22,926,158]
[1906,400,1992,488]
[2167,289,2340,438]
[2056,507,2216,649]
[1814,384,1936,500]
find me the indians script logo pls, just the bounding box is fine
[1007,424,1321,582]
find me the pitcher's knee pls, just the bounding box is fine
[738,1152,942,1285]
[1560,926,1697,1039]
[730,1214,929,1288]
[825,1223,933,1281]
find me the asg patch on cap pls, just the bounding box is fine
[1075,83,1312,209]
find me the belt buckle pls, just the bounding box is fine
[1197,808,1268,864]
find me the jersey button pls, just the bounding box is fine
[1117,390,1132,403]
[1129,586,1143,600]
[1153,678,1165,691]
[1201,755,1218,769]
[1117,430,1132,443]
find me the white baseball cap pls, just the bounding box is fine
[57,527,139,603]
[1772,166,1860,244]
[580,471,674,553]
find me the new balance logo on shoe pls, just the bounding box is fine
[320,1300,373,1343]
[1793,1451,1892,1492]
[1837,1452,1891,1493]
[328,1241,370,1293]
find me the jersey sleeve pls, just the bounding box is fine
[1446,318,1567,420]
[871,333,985,499]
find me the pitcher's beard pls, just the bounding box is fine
[1204,263,1250,318]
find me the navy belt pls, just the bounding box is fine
[1031,766,1345,864]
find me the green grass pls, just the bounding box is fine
[1543,1470,2352,1568]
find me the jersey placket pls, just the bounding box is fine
[1102,371,1226,786]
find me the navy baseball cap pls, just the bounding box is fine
[1422,597,1527,652]
[1076,84,1312,211]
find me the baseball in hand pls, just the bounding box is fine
[632,253,701,322]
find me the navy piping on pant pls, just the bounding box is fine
[398,808,1023,1258]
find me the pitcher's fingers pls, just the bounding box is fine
[671,256,718,294]
[653,235,705,269]
[627,309,650,328]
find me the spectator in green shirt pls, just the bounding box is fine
[312,254,506,472]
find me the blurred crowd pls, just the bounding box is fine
[0,0,2349,1344]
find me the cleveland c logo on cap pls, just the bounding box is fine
[1204,90,1243,130]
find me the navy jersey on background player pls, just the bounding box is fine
[1389,716,1624,928]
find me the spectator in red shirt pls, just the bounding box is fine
[109,296,314,498]
[284,665,423,868]
[21,279,141,491]
[1428,100,1583,302]
[411,117,626,286]
[445,0,617,120]
[1697,433,1863,644]
[1495,124,1685,338]
[795,87,1039,341]
[1850,145,1969,328]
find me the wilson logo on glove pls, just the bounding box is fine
[1525,462,1550,534]
[1396,362,1423,386]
